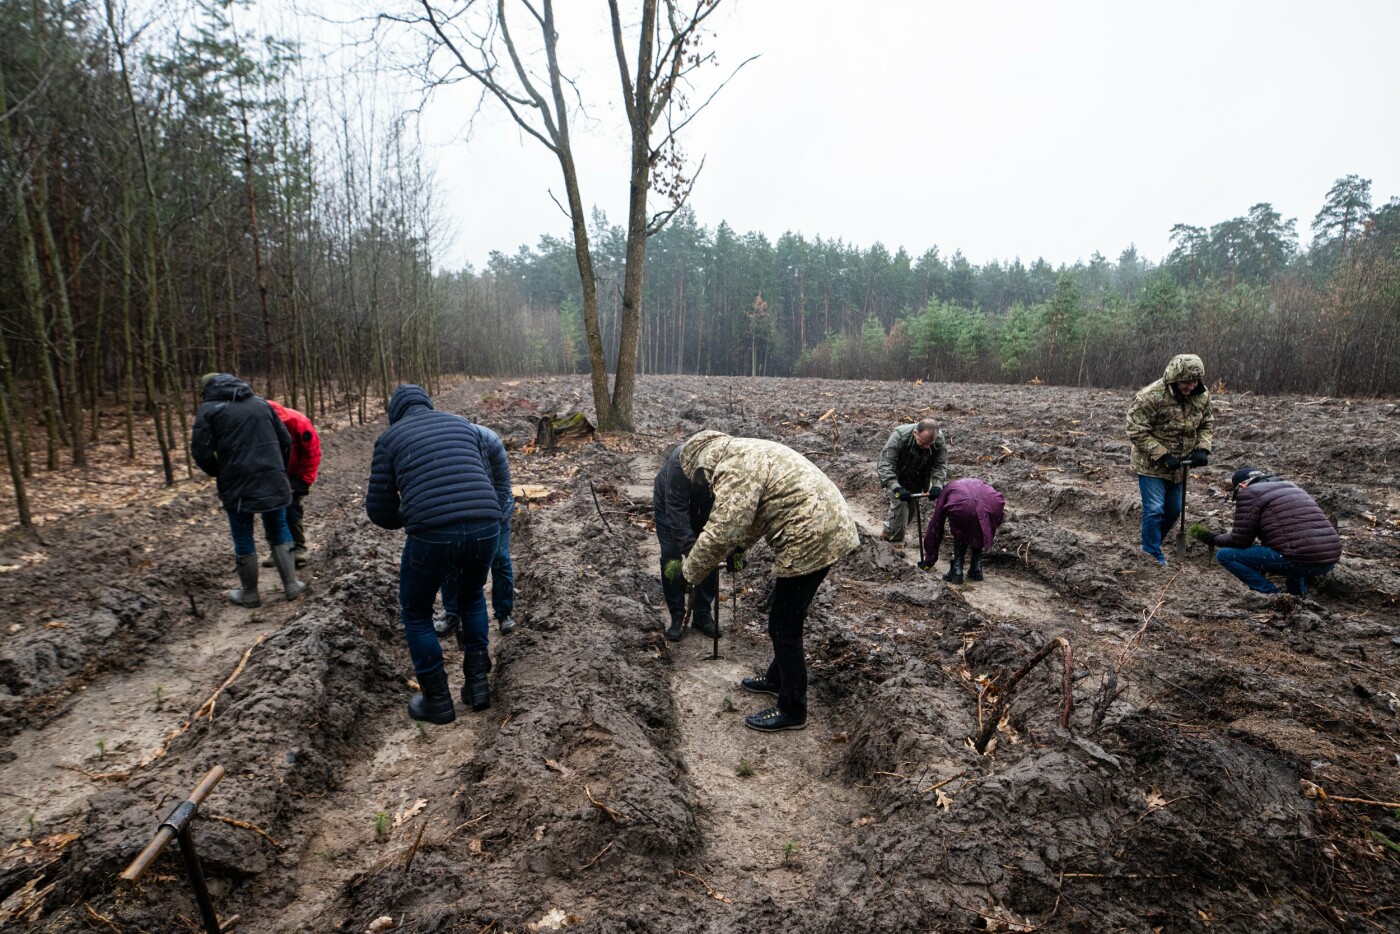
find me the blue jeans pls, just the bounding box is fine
[1215,545,1335,595]
[442,518,514,620]
[401,520,499,676]
[227,509,291,557]
[1138,475,1183,562]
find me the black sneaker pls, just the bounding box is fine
[740,676,778,696]
[745,705,806,732]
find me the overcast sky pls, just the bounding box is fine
[405,0,1400,272]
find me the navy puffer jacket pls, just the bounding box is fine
[1211,478,1342,565]
[190,374,292,514]
[365,385,511,533]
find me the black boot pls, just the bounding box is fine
[461,649,492,711]
[943,541,966,585]
[271,542,308,601]
[227,554,262,607]
[665,610,685,642]
[967,547,984,582]
[692,603,717,638]
[408,667,456,724]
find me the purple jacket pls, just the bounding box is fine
[922,479,1006,561]
[1209,478,1341,565]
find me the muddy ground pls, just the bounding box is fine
[1,375,1398,933]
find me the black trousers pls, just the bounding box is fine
[658,537,718,619]
[763,565,831,719]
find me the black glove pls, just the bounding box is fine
[1158,454,1182,471]
[893,487,912,502]
[1187,448,1209,467]
[927,486,943,500]
[725,550,747,573]
[292,480,313,496]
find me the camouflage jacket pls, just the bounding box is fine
[876,423,949,493]
[1126,354,1214,478]
[679,431,859,582]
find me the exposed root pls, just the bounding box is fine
[1091,570,1181,730]
[579,840,614,870]
[584,784,626,824]
[206,814,284,849]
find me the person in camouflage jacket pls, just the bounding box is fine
[876,418,949,544]
[680,430,859,733]
[1126,353,1214,564]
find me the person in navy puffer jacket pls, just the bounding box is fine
[366,385,513,724]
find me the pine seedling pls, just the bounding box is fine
[720,695,735,712]
[153,685,165,710]
[26,813,38,837]
[96,738,107,761]
[663,559,683,582]
[1186,523,1213,543]
[415,721,428,739]
[736,759,755,778]
[373,811,391,840]
[782,840,799,865]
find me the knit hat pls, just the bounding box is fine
[1231,467,1257,489]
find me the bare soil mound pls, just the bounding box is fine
[3,375,1398,933]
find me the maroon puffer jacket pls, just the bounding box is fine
[1211,479,1341,565]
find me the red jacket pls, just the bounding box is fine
[266,400,321,488]
[922,478,1006,562]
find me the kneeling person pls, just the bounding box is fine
[1195,467,1340,597]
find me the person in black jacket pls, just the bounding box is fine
[653,443,719,642]
[191,373,306,607]
[366,385,512,724]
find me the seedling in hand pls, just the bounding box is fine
[1186,523,1213,543]
[663,559,683,582]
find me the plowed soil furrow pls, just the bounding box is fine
[1,374,1396,933]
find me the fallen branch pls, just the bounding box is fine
[59,764,131,782]
[206,814,283,848]
[918,771,967,795]
[588,481,614,535]
[197,634,269,721]
[579,840,614,870]
[974,636,1073,754]
[676,868,730,902]
[404,822,426,873]
[445,812,492,840]
[1301,780,1400,810]
[585,784,626,824]
[1091,570,1181,730]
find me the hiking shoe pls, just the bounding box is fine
[745,705,806,732]
[741,676,778,697]
[693,605,718,638]
[434,613,461,637]
[497,616,516,635]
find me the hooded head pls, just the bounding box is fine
[200,373,252,402]
[1162,354,1207,394]
[679,430,730,484]
[388,384,434,424]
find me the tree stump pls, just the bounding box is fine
[534,411,596,450]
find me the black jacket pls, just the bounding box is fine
[652,444,713,551]
[365,385,511,534]
[191,374,292,514]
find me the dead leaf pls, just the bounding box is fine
[935,790,954,811]
[1144,786,1167,811]
[365,917,395,934]
[392,799,426,828]
[544,757,571,776]
[45,621,68,629]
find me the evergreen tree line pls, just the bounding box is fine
[0,0,444,524]
[454,176,1400,397]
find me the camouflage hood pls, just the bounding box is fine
[678,431,859,580]
[1162,353,1206,388]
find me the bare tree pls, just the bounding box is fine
[384,0,750,429]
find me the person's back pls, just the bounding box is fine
[1220,478,1341,565]
[192,373,291,514]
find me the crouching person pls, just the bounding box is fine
[1194,467,1341,597]
[654,442,719,641]
[919,478,1006,584]
[680,431,859,733]
[366,385,512,724]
